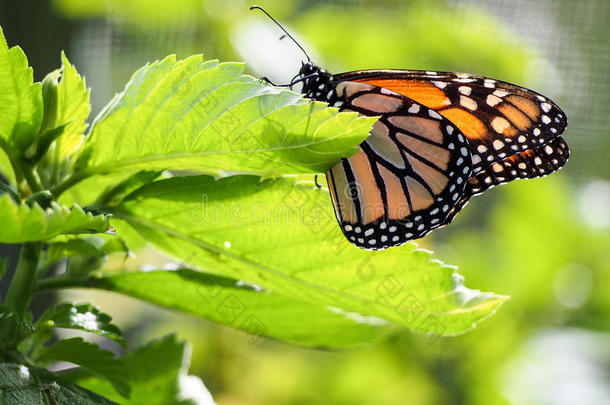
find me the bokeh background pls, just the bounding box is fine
[1,0,609,404]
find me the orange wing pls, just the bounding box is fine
[326,81,473,250]
[334,70,568,175]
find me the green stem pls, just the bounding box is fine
[49,171,88,198]
[13,157,43,194]
[1,242,42,349]
[35,274,91,292]
[5,243,43,316]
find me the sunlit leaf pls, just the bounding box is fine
[0,27,43,157]
[86,269,390,347]
[75,55,375,178]
[0,195,110,243]
[112,175,507,338]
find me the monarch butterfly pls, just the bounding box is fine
[251,6,569,250]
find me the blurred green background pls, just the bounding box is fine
[1,0,609,404]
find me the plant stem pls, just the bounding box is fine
[35,274,91,292]
[13,157,43,194]
[49,171,87,198]
[1,242,42,349]
[5,243,43,316]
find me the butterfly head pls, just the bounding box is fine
[298,62,332,100]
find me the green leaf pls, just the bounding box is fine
[46,237,106,262]
[40,52,91,158]
[0,26,43,156]
[0,362,118,405]
[37,303,126,347]
[0,195,110,243]
[88,269,390,347]
[33,337,130,398]
[112,175,508,339]
[63,335,214,405]
[75,55,374,178]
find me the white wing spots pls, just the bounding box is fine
[364,228,374,237]
[408,104,420,114]
[533,128,541,136]
[536,95,546,101]
[484,79,496,88]
[448,143,455,150]
[545,145,554,154]
[379,222,387,229]
[534,157,543,166]
[344,225,353,231]
[486,94,502,107]
[472,155,482,164]
[517,135,526,143]
[392,235,399,242]
[541,102,552,113]
[381,235,388,242]
[426,71,439,75]
[551,127,557,134]
[518,162,527,170]
[492,139,504,150]
[431,81,447,89]
[460,96,478,111]
[453,78,476,83]
[477,144,488,153]
[458,86,472,96]
[368,239,377,245]
[389,226,397,232]
[358,237,364,244]
[460,147,468,156]
[491,116,510,134]
[428,109,443,120]
[354,227,361,233]
[541,115,551,124]
[446,125,454,135]
[493,89,509,97]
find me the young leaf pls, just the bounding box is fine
[112,175,508,338]
[62,335,215,405]
[33,337,130,398]
[0,362,118,405]
[37,303,126,347]
[39,52,91,157]
[86,269,390,347]
[0,27,43,156]
[0,195,110,243]
[74,55,375,179]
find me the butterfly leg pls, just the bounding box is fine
[314,174,322,188]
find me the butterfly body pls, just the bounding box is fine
[298,62,569,250]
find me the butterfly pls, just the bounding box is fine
[251,7,569,250]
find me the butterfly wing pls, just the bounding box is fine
[326,81,473,249]
[334,70,568,175]
[444,136,570,223]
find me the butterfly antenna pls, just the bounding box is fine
[250,5,311,62]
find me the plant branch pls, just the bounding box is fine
[50,171,88,198]
[35,274,93,292]
[5,242,43,316]
[13,156,44,194]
